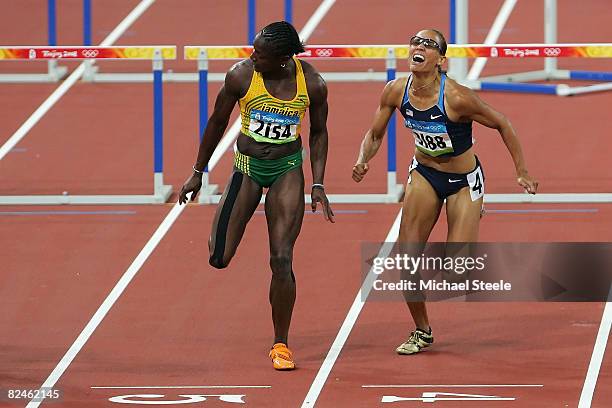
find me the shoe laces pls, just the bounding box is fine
[407,330,420,344]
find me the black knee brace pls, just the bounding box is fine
[209,172,243,268]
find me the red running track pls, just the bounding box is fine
[1,1,611,407]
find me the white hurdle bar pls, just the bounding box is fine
[186,45,408,205]
[0,46,176,205]
[186,44,612,204]
[448,0,612,96]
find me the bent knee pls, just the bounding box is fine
[400,212,435,232]
[269,254,293,277]
[209,254,231,269]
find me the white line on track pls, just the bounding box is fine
[309,241,608,408]
[579,286,612,407]
[300,211,402,407]
[26,201,184,408]
[362,384,544,388]
[0,0,156,162]
[91,385,271,389]
[299,0,337,40]
[26,2,335,406]
[466,0,517,81]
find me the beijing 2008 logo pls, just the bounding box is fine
[82,49,99,58]
[544,47,561,57]
[315,48,333,57]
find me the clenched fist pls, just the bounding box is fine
[352,162,369,182]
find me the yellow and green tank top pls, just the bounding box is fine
[239,57,310,144]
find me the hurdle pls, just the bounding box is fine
[446,42,612,95]
[448,0,612,96]
[0,0,156,83]
[0,46,176,205]
[247,0,294,44]
[0,0,71,83]
[185,44,612,205]
[185,45,407,205]
[43,0,297,83]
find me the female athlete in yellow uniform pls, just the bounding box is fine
[180,21,334,370]
[353,29,538,355]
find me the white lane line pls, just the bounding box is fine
[300,211,402,408]
[0,0,156,162]
[26,201,185,408]
[98,0,156,46]
[466,0,517,81]
[91,385,271,389]
[209,0,337,169]
[363,384,544,388]
[382,395,515,403]
[579,287,612,408]
[26,2,334,406]
[0,65,84,161]
[299,0,337,41]
[208,120,241,170]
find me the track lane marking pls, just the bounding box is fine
[0,0,157,162]
[91,385,271,389]
[363,384,544,388]
[579,286,612,407]
[26,201,185,408]
[25,2,335,406]
[300,211,402,407]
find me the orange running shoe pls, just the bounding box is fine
[269,343,296,370]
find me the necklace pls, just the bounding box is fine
[410,76,437,93]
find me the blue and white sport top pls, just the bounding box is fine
[400,73,473,158]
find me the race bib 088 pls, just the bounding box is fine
[413,130,454,156]
[248,109,299,142]
[405,119,454,156]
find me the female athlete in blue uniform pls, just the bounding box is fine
[353,29,538,354]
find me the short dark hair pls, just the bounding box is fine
[424,29,447,74]
[428,28,448,56]
[260,21,305,57]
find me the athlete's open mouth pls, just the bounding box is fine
[412,54,425,63]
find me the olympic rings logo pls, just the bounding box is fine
[315,48,333,57]
[82,49,99,58]
[544,47,561,57]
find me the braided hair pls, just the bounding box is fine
[260,21,305,57]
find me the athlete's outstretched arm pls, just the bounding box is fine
[352,80,400,182]
[448,85,538,194]
[179,63,246,204]
[305,66,334,222]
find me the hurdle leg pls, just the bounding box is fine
[152,50,173,203]
[81,0,100,81]
[385,48,404,203]
[285,0,293,24]
[248,0,256,45]
[544,0,558,77]
[46,0,67,81]
[196,50,219,204]
[447,0,469,82]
